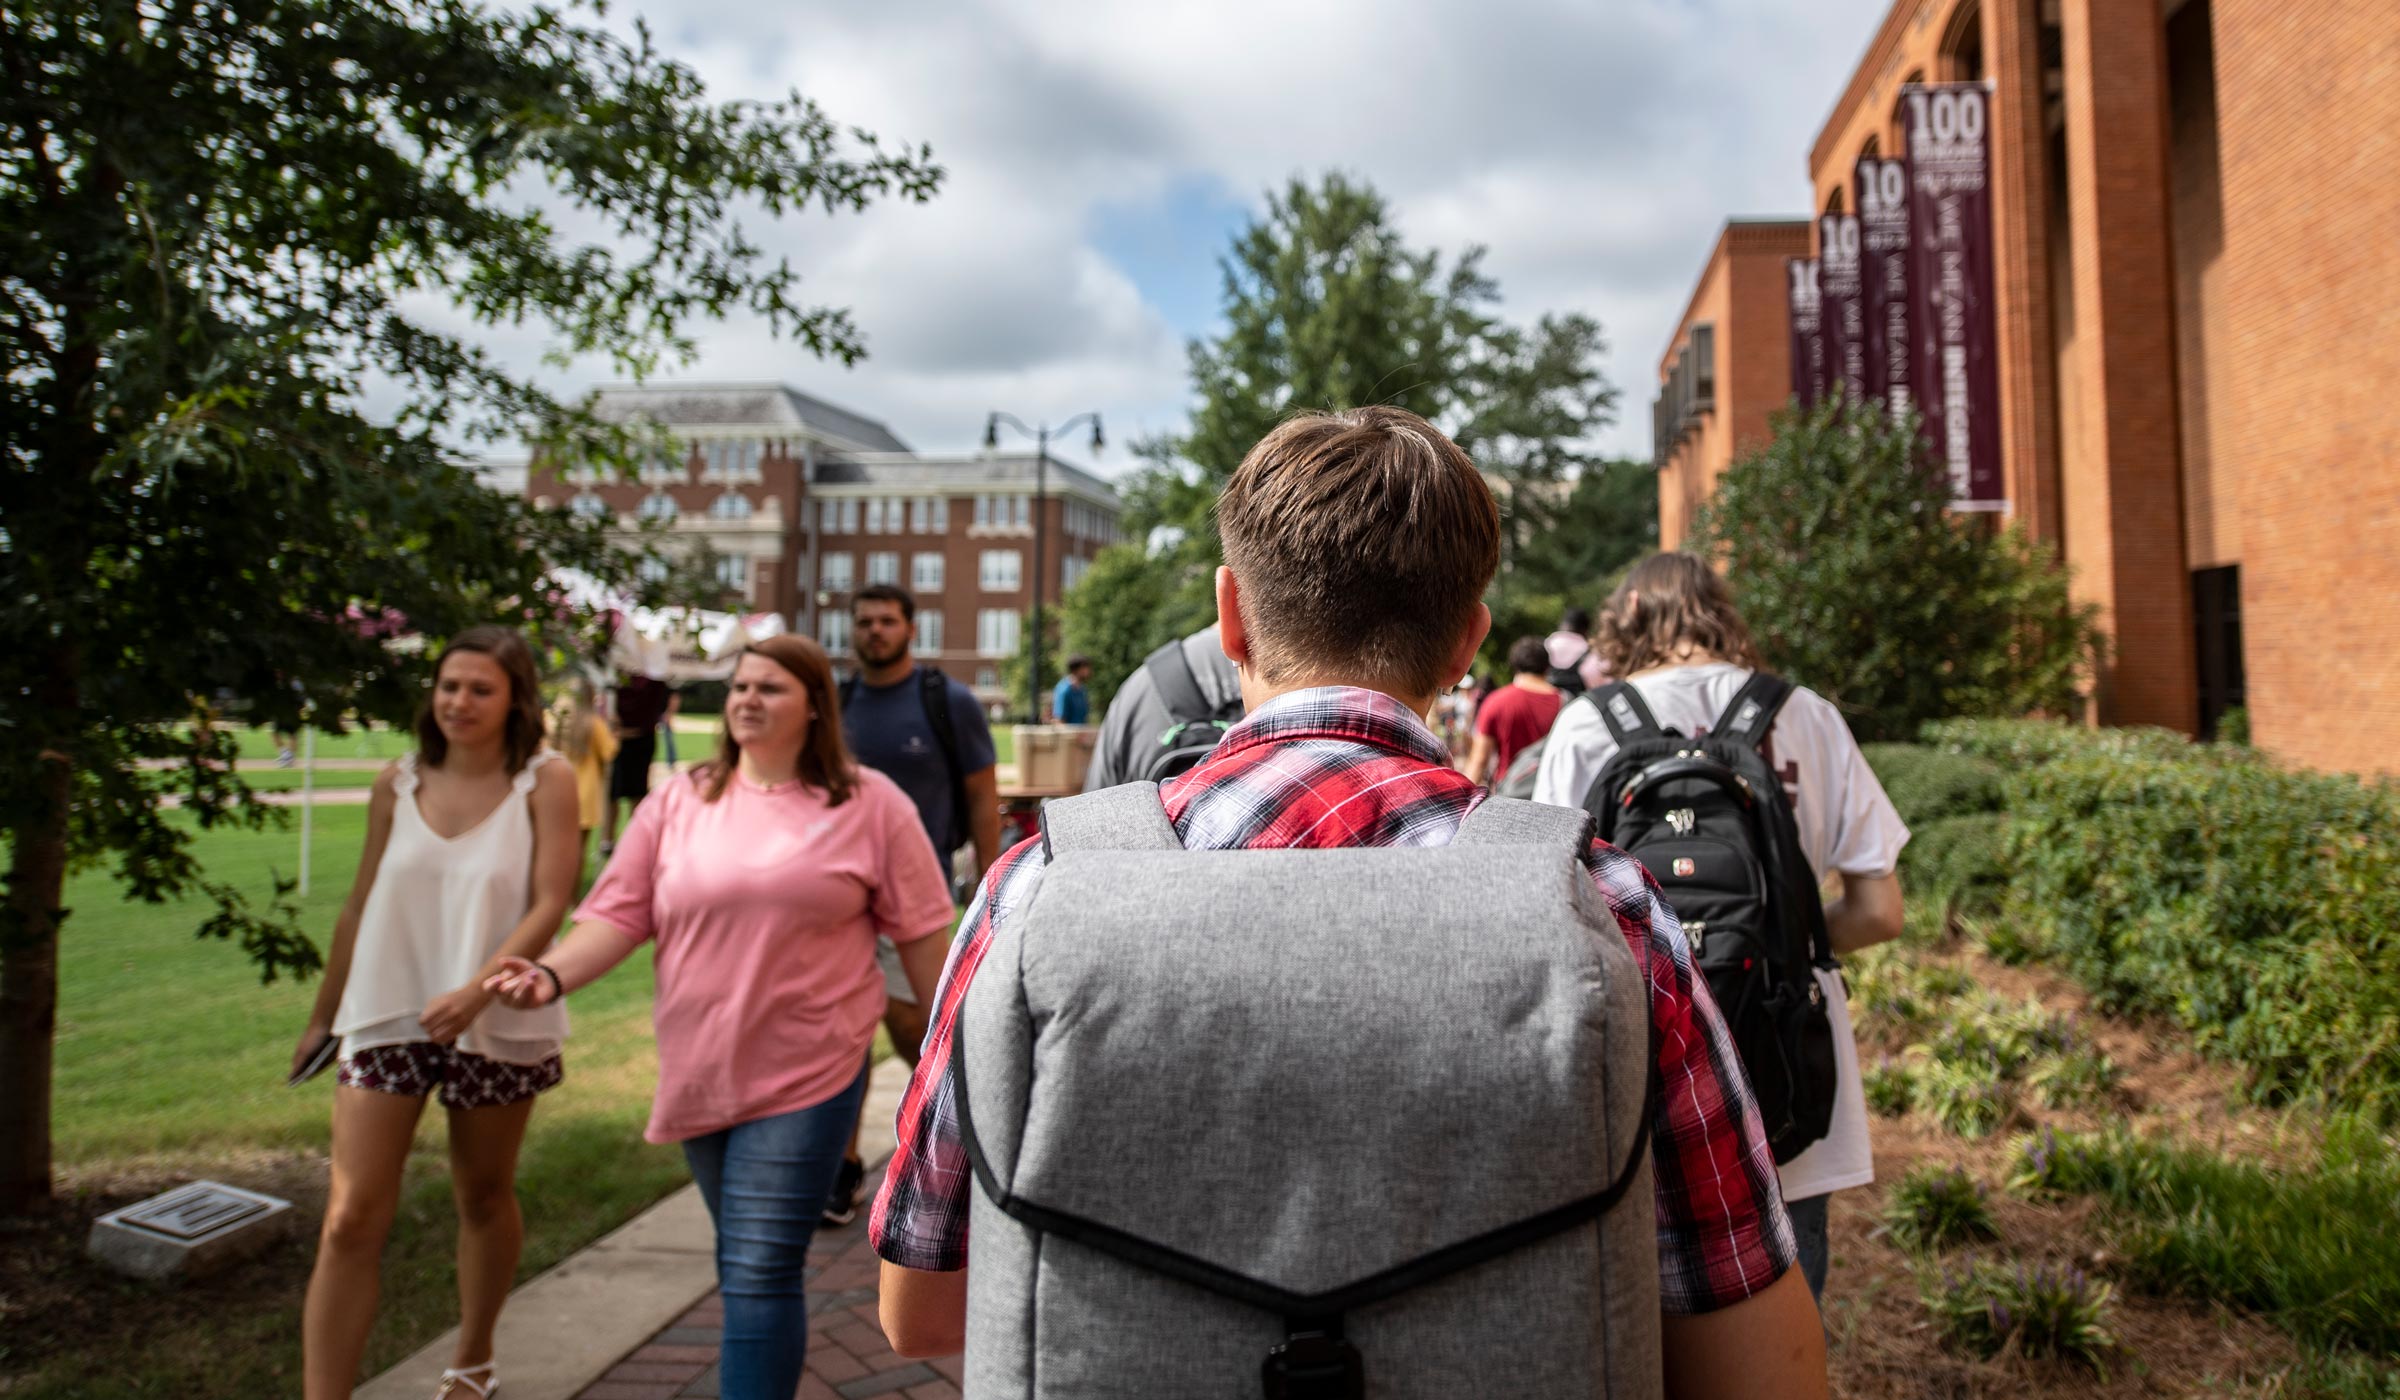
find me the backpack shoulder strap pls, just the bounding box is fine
[1451,796,1595,851]
[1588,680,1668,746]
[915,666,969,839]
[1040,782,1182,856]
[1141,638,1213,725]
[1710,671,1795,753]
[837,672,860,709]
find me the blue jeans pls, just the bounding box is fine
[1786,1192,1830,1302]
[681,1061,871,1400]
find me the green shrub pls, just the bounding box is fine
[1884,1166,1999,1252]
[2026,1044,2121,1109]
[2217,705,2252,747]
[1919,717,2194,768]
[2002,748,2400,1119]
[1920,1257,2118,1370]
[2271,1348,2400,1400]
[1690,398,2100,742]
[1978,915,2050,966]
[1906,813,2012,921]
[1910,1054,2015,1137]
[1864,1057,1916,1117]
[1926,995,2075,1079]
[2005,1125,2400,1354]
[1864,744,2008,823]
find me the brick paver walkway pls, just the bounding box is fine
[569,1163,962,1400]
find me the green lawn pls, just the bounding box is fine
[217,767,384,793]
[18,806,690,1398]
[203,724,420,763]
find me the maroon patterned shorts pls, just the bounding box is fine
[336,1041,563,1109]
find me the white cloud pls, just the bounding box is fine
[421,0,1892,464]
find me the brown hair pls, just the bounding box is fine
[1215,406,1500,696]
[1507,636,1549,675]
[1598,552,1764,677]
[417,627,546,773]
[851,583,916,622]
[692,634,859,807]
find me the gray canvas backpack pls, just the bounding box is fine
[955,782,1663,1399]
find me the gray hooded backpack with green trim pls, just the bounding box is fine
[956,782,1662,1399]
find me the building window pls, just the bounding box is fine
[909,498,928,533]
[637,491,678,521]
[977,608,1020,657]
[819,611,851,655]
[710,492,754,519]
[842,499,860,534]
[976,665,1000,691]
[570,491,608,518]
[715,553,750,597]
[821,551,853,592]
[821,499,838,534]
[973,494,991,528]
[1063,555,1089,591]
[637,557,669,584]
[980,550,1022,591]
[932,497,950,533]
[914,609,944,655]
[865,498,885,535]
[866,551,900,586]
[1012,494,1029,529]
[912,552,945,592]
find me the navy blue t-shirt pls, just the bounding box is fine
[842,668,996,880]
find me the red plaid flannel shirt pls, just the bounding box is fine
[870,685,1797,1314]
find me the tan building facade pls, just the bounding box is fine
[1654,220,1812,547]
[524,383,1121,708]
[1661,0,2400,775]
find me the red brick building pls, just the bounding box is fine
[1654,220,1812,547]
[1658,0,2400,775]
[523,383,1122,707]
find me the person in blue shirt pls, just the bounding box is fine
[1051,655,1093,725]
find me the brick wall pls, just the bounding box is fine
[1657,221,1810,548]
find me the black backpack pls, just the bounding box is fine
[1138,638,1243,783]
[1580,673,1838,1165]
[841,664,967,850]
[1546,643,1594,697]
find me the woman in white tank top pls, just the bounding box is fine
[292,627,580,1400]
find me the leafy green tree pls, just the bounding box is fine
[1081,173,1618,686]
[1690,397,2099,741]
[0,0,938,1208]
[1480,458,1659,675]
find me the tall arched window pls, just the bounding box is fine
[570,491,608,518]
[638,492,679,522]
[1941,2,1984,83]
[710,492,754,520]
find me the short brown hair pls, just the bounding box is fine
[1215,407,1499,695]
[415,626,544,773]
[851,583,916,622]
[1599,552,1764,677]
[692,634,860,807]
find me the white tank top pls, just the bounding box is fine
[333,750,570,1063]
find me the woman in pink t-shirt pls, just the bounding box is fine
[487,635,953,1400]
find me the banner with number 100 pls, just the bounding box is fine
[1902,82,2005,511]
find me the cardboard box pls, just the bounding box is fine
[1012,724,1097,792]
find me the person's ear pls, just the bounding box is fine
[1442,603,1492,692]
[1215,566,1252,669]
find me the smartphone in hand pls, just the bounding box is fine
[288,1034,338,1087]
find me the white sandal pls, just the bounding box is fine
[435,1361,497,1399]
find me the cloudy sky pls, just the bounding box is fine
[464,0,1894,468]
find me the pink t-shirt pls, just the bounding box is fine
[577,765,954,1142]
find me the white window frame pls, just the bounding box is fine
[570,491,608,518]
[839,498,858,533]
[912,552,945,592]
[637,491,678,522]
[819,611,851,655]
[637,557,669,584]
[865,498,885,535]
[932,497,950,533]
[914,609,944,656]
[714,553,750,597]
[710,492,754,519]
[866,551,900,586]
[980,549,1022,592]
[820,551,853,592]
[973,494,991,528]
[977,608,1020,658]
[821,498,839,533]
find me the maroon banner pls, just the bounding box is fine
[1787,257,1826,409]
[1856,155,1912,419]
[1903,82,2004,511]
[1819,212,1866,401]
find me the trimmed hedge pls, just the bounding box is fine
[1886,719,2400,1120]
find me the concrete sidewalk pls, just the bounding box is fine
[359,1055,915,1400]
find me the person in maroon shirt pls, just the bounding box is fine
[1460,636,1563,785]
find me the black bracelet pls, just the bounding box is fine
[535,962,565,1003]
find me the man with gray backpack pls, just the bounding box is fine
[871,409,1829,1397]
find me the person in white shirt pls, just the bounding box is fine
[1533,552,1907,1301]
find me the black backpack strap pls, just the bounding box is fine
[1588,681,1667,746]
[1711,672,1794,753]
[1141,638,1217,724]
[917,665,969,845]
[837,672,860,710]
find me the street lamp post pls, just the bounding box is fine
[985,410,1103,723]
